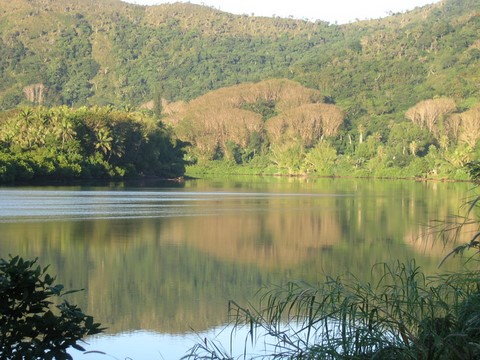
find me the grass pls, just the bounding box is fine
[184,260,480,359]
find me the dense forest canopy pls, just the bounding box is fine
[0,106,186,182]
[0,0,478,110]
[0,0,479,181]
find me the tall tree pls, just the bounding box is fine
[458,105,480,148]
[405,98,456,137]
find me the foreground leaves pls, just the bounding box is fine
[0,256,104,360]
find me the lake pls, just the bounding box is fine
[0,177,475,359]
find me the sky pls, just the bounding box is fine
[123,0,441,24]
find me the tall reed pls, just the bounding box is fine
[184,260,480,359]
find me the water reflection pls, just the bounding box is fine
[70,325,271,360]
[0,178,473,357]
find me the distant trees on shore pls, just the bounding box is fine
[1,79,479,183]
[161,79,478,180]
[0,106,186,183]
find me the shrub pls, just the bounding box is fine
[0,256,104,360]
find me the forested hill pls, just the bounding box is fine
[0,0,478,119]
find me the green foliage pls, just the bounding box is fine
[387,122,435,159]
[269,141,305,175]
[304,141,337,175]
[34,15,98,107]
[0,106,186,183]
[468,161,480,183]
[0,0,478,111]
[0,256,103,359]
[0,0,479,180]
[240,99,277,121]
[186,261,480,359]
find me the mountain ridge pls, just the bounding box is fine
[0,0,478,117]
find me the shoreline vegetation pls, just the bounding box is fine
[185,165,472,183]
[0,101,476,185]
[0,106,186,184]
[185,258,480,359]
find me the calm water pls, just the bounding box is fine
[0,177,475,359]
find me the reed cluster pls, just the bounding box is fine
[185,259,480,359]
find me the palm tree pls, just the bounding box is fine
[54,118,76,150]
[439,135,449,152]
[95,127,113,158]
[17,108,35,148]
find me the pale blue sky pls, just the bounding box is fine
[123,0,441,24]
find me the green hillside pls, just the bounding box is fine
[0,0,479,182]
[1,0,478,112]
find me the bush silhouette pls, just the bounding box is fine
[0,256,104,360]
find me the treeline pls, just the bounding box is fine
[0,82,477,184]
[163,79,478,180]
[0,106,186,183]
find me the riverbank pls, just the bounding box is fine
[185,159,473,183]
